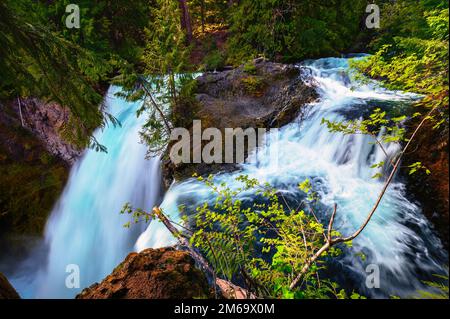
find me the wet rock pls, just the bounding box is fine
[0,272,20,299]
[163,58,318,187]
[194,58,317,129]
[76,247,212,299]
[9,98,82,164]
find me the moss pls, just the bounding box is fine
[0,160,68,234]
[243,61,257,75]
[0,120,68,235]
[241,75,266,96]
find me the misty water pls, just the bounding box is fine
[5,56,448,298]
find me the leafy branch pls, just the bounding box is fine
[289,106,438,289]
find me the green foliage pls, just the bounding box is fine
[226,0,367,63]
[243,61,257,75]
[321,108,407,144]
[0,0,150,150]
[185,175,344,298]
[415,274,449,299]
[408,162,431,175]
[352,2,449,135]
[189,0,230,35]
[241,76,265,96]
[202,49,226,71]
[115,0,197,157]
[123,174,372,299]
[298,178,319,201]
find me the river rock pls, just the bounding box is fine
[76,247,212,299]
[0,272,20,299]
[163,58,318,187]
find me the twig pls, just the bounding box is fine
[17,96,25,127]
[139,80,173,133]
[370,133,395,167]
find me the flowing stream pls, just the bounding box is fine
[8,87,162,298]
[6,56,447,298]
[137,57,448,298]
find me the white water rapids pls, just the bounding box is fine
[6,56,447,298]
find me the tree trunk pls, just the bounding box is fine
[179,0,193,43]
[200,0,205,34]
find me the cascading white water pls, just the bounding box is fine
[7,56,446,299]
[136,57,448,298]
[11,86,162,298]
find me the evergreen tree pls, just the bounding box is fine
[0,0,113,150]
[117,0,195,156]
[226,0,367,63]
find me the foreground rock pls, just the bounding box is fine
[163,58,318,186]
[0,272,20,299]
[76,247,212,299]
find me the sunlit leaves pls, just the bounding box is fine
[408,162,431,175]
[321,107,406,155]
[187,175,346,298]
[352,6,448,137]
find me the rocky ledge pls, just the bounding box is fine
[163,58,318,187]
[76,247,212,299]
[7,98,82,164]
[0,272,20,299]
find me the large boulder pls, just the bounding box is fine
[76,247,212,299]
[0,272,20,299]
[194,59,317,128]
[163,58,318,186]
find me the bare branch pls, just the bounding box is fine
[370,133,395,167]
[17,96,25,127]
[139,81,173,133]
[327,204,337,243]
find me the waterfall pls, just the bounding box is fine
[11,86,162,298]
[7,57,447,299]
[137,56,448,298]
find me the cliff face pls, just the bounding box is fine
[402,120,449,248]
[0,272,20,299]
[8,98,82,164]
[76,247,212,299]
[0,98,80,235]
